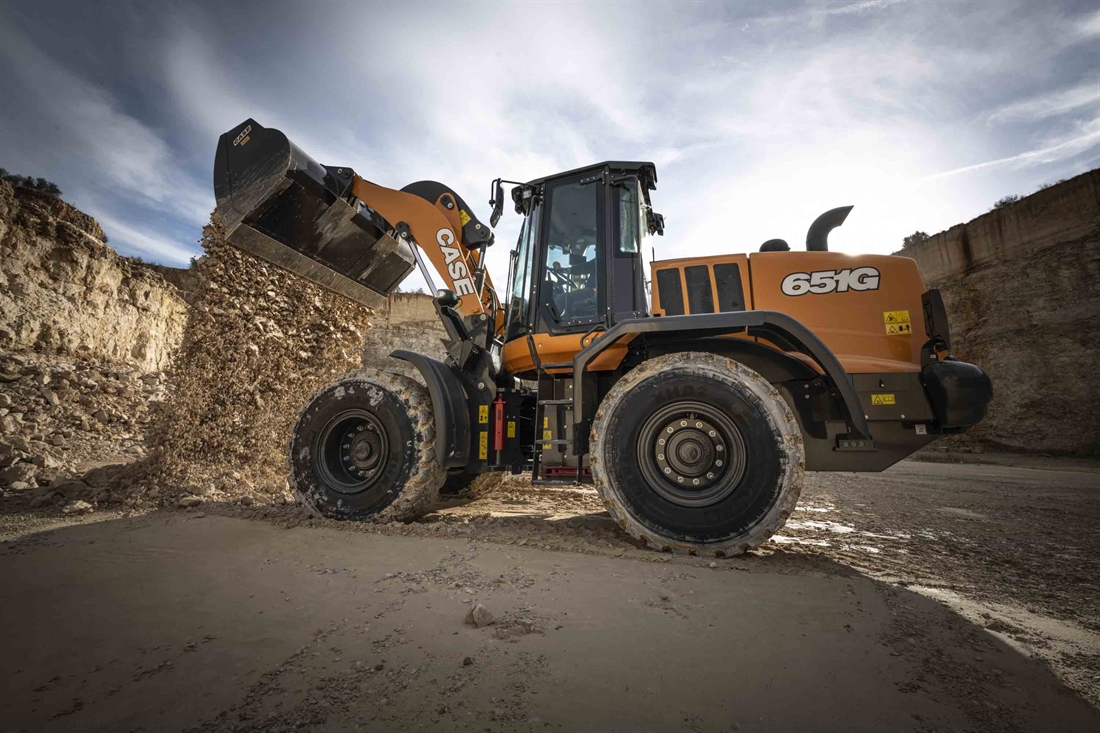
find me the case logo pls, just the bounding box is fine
[781,267,880,296]
[232,124,252,147]
[436,228,475,296]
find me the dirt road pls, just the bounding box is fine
[1,458,1098,732]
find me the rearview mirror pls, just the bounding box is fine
[489,179,504,228]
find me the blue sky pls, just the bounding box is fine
[1,0,1097,293]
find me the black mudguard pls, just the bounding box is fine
[390,350,471,469]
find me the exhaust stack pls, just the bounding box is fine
[212,119,415,307]
[805,206,854,252]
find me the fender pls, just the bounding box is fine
[390,350,470,469]
[571,311,873,454]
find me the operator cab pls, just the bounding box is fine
[499,162,664,350]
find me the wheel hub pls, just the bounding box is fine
[316,409,388,494]
[638,401,746,507]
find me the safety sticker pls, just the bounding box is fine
[507,420,516,438]
[885,322,913,336]
[883,310,910,324]
[871,394,896,405]
[543,416,549,428]
[478,405,489,423]
[543,430,553,440]
[459,210,472,227]
[478,431,488,459]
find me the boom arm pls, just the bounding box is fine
[350,176,501,327]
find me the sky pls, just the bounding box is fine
[1,0,1097,294]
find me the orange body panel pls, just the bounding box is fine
[501,332,634,375]
[650,254,753,317]
[501,250,928,378]
[748,252,926,373]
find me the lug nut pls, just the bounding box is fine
[680,421,687,427]
[709,430,716,437]
[716,445,723,451]
[693,478,700,485]
[667,427,674,434]
[658,454,664,460]
[716,460,723,467]
[706,472,714,479]
[677,476,684,483]
[695,422,702,428]
[658,438,666,445]
[664,467,671,474]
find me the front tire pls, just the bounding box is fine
[590,353,804,555]
[288,370,444,521]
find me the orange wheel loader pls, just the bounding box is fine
[212,119,992,555]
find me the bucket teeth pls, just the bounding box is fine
[213,119,414,307]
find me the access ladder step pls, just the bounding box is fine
[537,440,571,446]
[538,398,574,406]
[538,362,572,370]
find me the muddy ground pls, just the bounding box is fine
[1,456,1098,732]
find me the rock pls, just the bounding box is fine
[43,390,60,407]
[240,496,254,506]
[1,462,37,486]
[464,603,494,628]
[178,495,204,508]
[34,372,50,386]
[709,562,718,569]
[48,434,65,446]
[1,415,15,434]
[0,394,10,408]
[92,409,109,424]
[274,495,288,506]
[462,656,474,666]
[53,480,92,500]
[30,454,61,469]
[29,489,60,507]
[62,500,94,515]
[9,480,31,491]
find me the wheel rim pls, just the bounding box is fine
[636,400,747,507]
[315,409,388,494]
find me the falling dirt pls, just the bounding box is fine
[129,216,374,505]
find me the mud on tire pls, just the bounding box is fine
[288,370,444,522]
[590,352,804,555]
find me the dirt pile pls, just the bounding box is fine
[129,217,375,506]
[0,180,188,372]
[0,351,166,506]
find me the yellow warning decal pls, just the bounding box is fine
[478,405,489,424]
[871,394,896,406]
[479,431,488,459]
[885,322,913,336]
[459,210,472,227]
[543,430,553,440]
[883,310,910,324]
[543,416,549,428]
[238,135,250,147]
[507,420,516,438]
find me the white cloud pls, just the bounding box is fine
[89,211,199,266]
[987,81,1100,125]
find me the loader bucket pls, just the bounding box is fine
[213,119,415,307]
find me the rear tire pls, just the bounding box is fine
[288,370,444,521]
[590,353,804,555]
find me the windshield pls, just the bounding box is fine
[542,178,599,323]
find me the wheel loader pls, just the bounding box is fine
[212,119,993,555]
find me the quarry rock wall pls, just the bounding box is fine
[0,181,188,372]
[361,292,448,379]
[900,169,1100,456]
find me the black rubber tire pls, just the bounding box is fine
[288,370,443,522]
[440,471,507,499]
[590,352,804,555]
